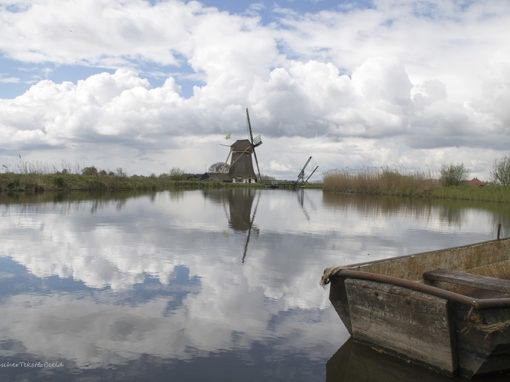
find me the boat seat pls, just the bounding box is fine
[423,269,510,294]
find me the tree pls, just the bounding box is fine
[440,163,468,186]
[53,175,66,189]
[116,168,126,177]
[82,166,98,176]
[169,167,185,180]
[208,162,227,173]
[492,155,510,186]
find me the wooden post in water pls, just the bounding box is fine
[498,223,502,240]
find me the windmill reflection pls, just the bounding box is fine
[202,189,260,263]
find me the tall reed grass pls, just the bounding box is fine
[323,168,439,197]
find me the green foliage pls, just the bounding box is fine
[53,175,66,189]
[440,163,468,186]
[6,178,20,191]
[23,177,44,193]
[430,184,510,203]
[492,155,510,186]
[169,167,185,180]
[82,166,98,176]
[0,162,267,195]
[86,178,108,192]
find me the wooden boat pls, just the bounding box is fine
[321,238,510,379]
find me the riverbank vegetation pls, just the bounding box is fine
[5,155,510,204]
[323,168,439,197]
[0,164,267,195]
[323,161,510,203]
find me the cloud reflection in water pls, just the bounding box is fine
[0,190,503,380]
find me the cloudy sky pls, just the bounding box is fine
[1,0,509,179]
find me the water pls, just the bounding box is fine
[0,189,508,381]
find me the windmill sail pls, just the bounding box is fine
[246,108,262,181]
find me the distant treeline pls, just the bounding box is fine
[0,166,221,194]
[0,164,306,194]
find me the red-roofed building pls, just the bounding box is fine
[466,178,485,188]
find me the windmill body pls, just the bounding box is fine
[227,139,257,181]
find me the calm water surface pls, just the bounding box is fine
[0,189,509,381]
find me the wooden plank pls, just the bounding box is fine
[423,269,510,293]
[340,239,510,281]
[345,279,455,374]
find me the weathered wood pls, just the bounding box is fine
[424,269,510,293]
[326,239,510,378]
[453,304,510,377]
[339,239,510,281]
[344,279,456,374]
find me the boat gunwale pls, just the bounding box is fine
[333,269,510,309]
[333,238,510,270]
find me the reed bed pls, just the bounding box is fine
[323,168,439,197]
[323,168,510,203]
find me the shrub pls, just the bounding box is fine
[492,155,510,186]
[169,167,185,180]
[53,175,66,189]
[82,166,98,176]
[7,178,20,191]
[86,178,108,192]
[440,163,468,186]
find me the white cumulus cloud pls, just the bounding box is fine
[0,0,510,178]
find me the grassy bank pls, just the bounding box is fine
[0,160,325,194]
[323,168,510,203]
[0,171,325,194]
[429,185,510,203]
[0,171,271,194]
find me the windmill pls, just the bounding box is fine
[222,108,263,182]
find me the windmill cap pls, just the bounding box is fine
[231,139,253,152]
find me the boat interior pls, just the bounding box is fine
[423,266,510,299]
[341,240,510,300]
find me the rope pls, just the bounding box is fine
[461,320,510,336]
[478,321,510,334]
[320,266,352,287]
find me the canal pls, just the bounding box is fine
[0,189,508,381]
